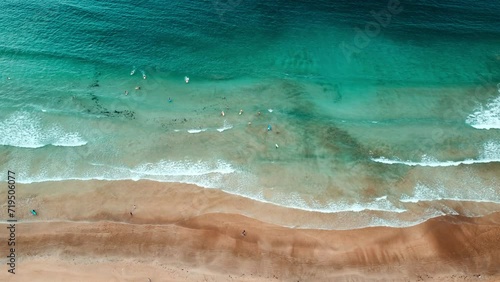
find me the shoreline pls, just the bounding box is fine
[1,180,499,281]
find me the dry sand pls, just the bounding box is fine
[1,180,499,281]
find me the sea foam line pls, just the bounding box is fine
[372,141,500,167]
[371,157,500,167]
[187,128,208,134]
[400,183,500,204]
[10,159,406,215]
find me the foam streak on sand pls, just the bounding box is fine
[1,180,499,281]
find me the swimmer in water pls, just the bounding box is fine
[239,109,243,115]
[184,76,190,84]
[124,90,129,96]
[267,124,272,131]
[141,70,146,79]
[135,86,141,90]
[168,97,172,103]
[221,111,225,117]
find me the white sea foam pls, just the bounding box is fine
[466,95,500,129]
[217,120,233,132]
[225,187,406,214]
[15,159,236,187]
[0,112,87,148]
[187,128,207,134]
[131,160,235,176]
[372,141,500,167]
[400,182,500,204]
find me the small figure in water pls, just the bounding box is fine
[221,111,225,117]
[267,124,272,131]
[124,90,129,96]
[135,86,141,90]
[239,109,243,115]
[168,97,172,103]
[184,76,190,84]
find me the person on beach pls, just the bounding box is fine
[241,230,246,236]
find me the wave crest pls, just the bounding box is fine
[0,112,87,148]
[466,95,500,129]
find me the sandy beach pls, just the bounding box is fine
[1,180,499,281]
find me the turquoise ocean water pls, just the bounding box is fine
[1,0,500,229]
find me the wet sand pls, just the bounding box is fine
[1,180,499,281]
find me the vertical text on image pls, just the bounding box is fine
[7,170,17,274]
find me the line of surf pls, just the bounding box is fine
[371,157,500,167]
